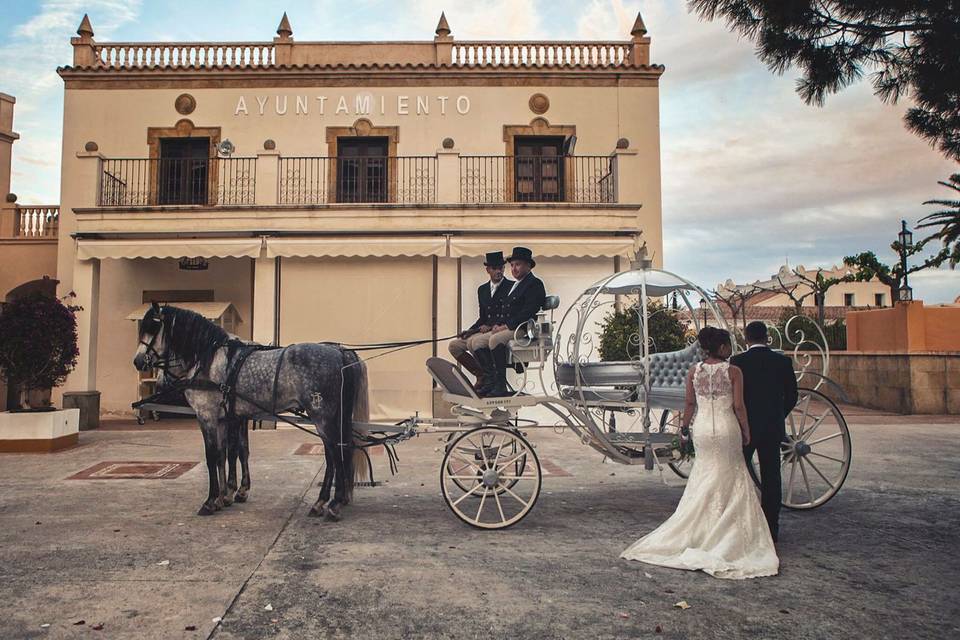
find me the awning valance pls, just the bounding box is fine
[77,238,263,260]
[448,236,636,259]
[266,236,447,258]
[126,301,241,322]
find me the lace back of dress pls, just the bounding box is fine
[693,362,733,400]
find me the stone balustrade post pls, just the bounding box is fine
[436,149,460,204]
[255,151,280,205]
[0,202,17,237]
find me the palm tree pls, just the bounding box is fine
[917,173,960,268]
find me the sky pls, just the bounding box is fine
[2,0,958,303]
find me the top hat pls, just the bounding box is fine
[506,246,536,268]
[483,251,506,267]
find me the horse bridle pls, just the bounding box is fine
[139,315,184,374]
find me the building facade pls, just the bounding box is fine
[0,93,61,409]
[56,13,664,418]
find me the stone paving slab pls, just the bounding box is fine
[0,417,958,639]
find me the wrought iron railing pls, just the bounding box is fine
[14,206,59,237]
[98,157,256,206]
[460,155,617,204]
[278,156,437,205]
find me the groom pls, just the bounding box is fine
[731,321,798,543]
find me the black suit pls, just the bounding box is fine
[501,273,546,330]
[466,279,512,334]
[730,346,799,540]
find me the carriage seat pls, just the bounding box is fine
[508,295,560,365]
[556,342,704,410]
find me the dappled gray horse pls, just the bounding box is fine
[133,303,369,520]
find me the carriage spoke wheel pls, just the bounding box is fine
[748,388,852,510]
[441,426,541,529]
[444,430,527,496]
[658,410,693,479]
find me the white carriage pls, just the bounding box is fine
[403,265,852,529]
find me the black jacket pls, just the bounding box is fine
[466,279,512,333]
[730,346,799,447]
[502,273,546,330]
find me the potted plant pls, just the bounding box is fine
[0,292,80,411]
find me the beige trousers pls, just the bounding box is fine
[468,328,513,351]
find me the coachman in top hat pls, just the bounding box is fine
[468,247,546,396]
[447,251,512,392]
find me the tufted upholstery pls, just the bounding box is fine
[556,342,704,409]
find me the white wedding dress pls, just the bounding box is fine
[621,361,779,579]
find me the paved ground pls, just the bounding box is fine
[1,410,958,639]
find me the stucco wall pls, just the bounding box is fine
[847,302,960,352]
[0,239,57,299]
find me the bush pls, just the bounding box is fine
[599,300,687,361]
[0,292,80,391]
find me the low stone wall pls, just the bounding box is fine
[807,351,959,415]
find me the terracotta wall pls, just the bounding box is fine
[847,302,960,352]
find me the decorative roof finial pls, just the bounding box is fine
[630,11,647,38]
[276,12,293,39]
[435,12,451,38]
[77,14,94,39]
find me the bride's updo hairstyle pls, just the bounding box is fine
[697,326,731,359]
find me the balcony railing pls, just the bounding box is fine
[460,155,617,204]
[98,157,256,207]
[15,206,59,237]
[279,156,437,205]
[93,153,621,207]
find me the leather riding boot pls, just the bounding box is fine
[473,348,496,396]
[488,344,511,397]
[454,352,486,389]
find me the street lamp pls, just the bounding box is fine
[699,297,708,327]
[897,219,914,303]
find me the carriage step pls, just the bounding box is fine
[606,432,675,444]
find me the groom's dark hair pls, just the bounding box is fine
[744,321,768,343]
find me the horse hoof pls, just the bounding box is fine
[325,506,342,522]
[221,497,234,508]
[234,491,247,503]
[197,504,216,516]
[308,504,326,518]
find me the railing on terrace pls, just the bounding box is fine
[278,156,437,205]
[460,155,617,204]
[15,206,59,237]
[98,157,256,206]
[92,43,275,68]
[450,42,631,67]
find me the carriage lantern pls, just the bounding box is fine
[897,219,914,303]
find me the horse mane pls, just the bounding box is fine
[160,306,230,375]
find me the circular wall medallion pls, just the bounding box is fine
[441,137,455,149]
[263,139,276,150]
[84,141,99,152]
[528,93,550,115]
[175,93,196,115]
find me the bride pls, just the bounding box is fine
[621,327,778,579]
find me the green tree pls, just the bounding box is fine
[689,1,960,161]
[916,173,960,268]
[843,239,948,302]
[599,300,687,361]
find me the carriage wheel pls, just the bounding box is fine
[441,426,541,529]
[444,430,528,496]
[657,410,693,479]
[747,388,851,510]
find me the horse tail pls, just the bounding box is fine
[349,354,370,487]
